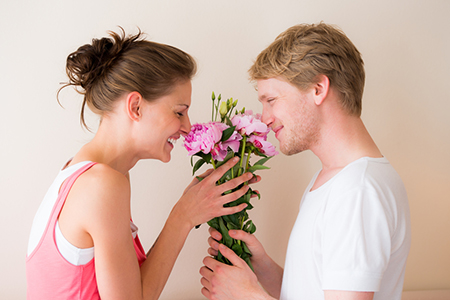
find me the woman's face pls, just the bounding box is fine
[138,80,192,162]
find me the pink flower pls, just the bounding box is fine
[231,111,269,136]
[248,135,278,156]
[184,122,242,161]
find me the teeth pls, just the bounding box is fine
[168,138,177,145]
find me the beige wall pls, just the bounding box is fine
[1,0,449,299]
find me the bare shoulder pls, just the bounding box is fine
[58,163,132,248]
[63,164,131,226]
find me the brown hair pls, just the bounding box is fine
[59,27,197,129]
[249,23,365,116]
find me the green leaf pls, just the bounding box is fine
[196,152,212,163]
[243,220,257,234]
[221,126,237,142]
[223,213,239,225]
[226,222,239,230]
[192,158,206,175]
[207,218,219,230]
[247,164,270,173]
[224,115,233,126]
[254,156,272,166]
[242,241,252,254]
[218,217,233,248]
[244,256,254,272]
[232,243,243,256]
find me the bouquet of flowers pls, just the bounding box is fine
[183,92,277,270]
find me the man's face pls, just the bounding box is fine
[257,77,319,155]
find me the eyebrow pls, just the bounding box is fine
[258,94,269,102]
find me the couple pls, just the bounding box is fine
[26,23,410,300]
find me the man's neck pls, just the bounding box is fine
[309,115,382,190]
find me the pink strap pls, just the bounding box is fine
[47,162,97,230]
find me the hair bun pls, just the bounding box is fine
[65,31,127,91]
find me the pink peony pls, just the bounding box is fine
[231,111,269,136]
[248,135,279,156]
[184,122,242,161]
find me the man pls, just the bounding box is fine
[200,23,411,300]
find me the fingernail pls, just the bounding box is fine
[229,230,236,235]
[219,244,226,250]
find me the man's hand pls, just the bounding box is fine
[200,243,274,300]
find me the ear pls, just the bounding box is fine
[126,91,143,121]
[312,75,330,106]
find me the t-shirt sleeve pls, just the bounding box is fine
[321,185,393,292]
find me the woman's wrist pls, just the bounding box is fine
[167,203,194,234]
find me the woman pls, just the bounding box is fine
[26,28,253,300]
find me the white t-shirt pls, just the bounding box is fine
[280,157,411,300]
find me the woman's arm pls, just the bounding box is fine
[139,157,254,299]
[74,158,252,300]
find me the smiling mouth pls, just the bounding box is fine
[167,138,177,146]
[272,125,283,138]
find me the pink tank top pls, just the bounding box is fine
[26,162,147,299]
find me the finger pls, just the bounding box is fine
[220,203,248,216]
[199,265,214,280]
[201,287,212,299]
[251,190,260,198]
[208,236,220,250]
[219,184,250,206]
[248,174,261,184]
[196,168,214,179]
[217,172,253,194]
[206,157,240,183]
[208,247,218,257]
[203,256,221,271]
[209,227,222,241]
[228,229,255,244]
[218,244,246,268]
[200,276,212,291]
[183,169,214,193]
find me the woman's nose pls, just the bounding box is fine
[181,116,192,135]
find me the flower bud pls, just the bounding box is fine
[219,101,228,117]
[212,91,216,101]
[227,98,232,109]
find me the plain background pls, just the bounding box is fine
[1,0,449,299]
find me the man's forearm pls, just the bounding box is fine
[252,255,284,299]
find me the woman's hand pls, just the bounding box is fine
[173,157,258,230]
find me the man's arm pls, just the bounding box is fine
[324,291,374,300]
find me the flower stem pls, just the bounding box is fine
[238,136,247,177]
[211,157,216,169]
[244,149,251,184]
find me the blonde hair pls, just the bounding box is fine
[249,23,365,116]
[59,28,197,129]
